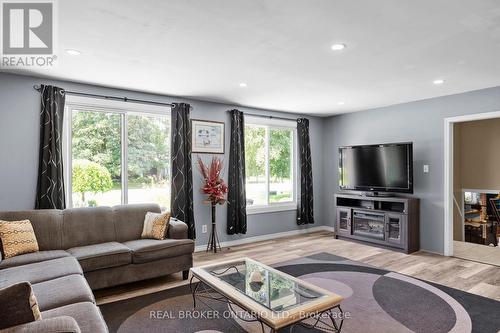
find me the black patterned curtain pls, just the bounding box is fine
[227,109,247,235]
[171,103,195,239]
[35,85,66,209]
[297,118,314,225]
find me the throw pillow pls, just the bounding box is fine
[141,212,171,240]
[0,220,39,259]
[0,282,42,330]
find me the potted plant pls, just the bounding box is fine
[197,156,228,253]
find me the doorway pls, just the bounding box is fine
[444,111,500,266]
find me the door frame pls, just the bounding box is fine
[444,110,500,256]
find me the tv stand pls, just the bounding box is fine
[335,193,419,253]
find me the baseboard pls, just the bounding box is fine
[418,249,446,256]
[195,225,335,252]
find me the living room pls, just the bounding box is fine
[0,1,499,332]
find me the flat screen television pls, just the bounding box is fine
[339,142,413,194]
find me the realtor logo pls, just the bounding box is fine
[1,0,56,66]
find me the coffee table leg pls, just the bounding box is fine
[189,275,199,309]
[187,275,297,333]
[289,306,344,333]
[328,305,344,332]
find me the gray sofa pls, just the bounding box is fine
[0,203,194,333]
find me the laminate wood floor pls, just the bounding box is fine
[453,240,500,266]
[95,231,500,305]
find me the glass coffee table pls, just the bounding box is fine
[190,257,344,332]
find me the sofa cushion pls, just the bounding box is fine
[62,207,115,248]
[123,238,194,264]
[2,316,81,333]
[67,242,131,272]
[0,257,83,288]
[0,282,41,330]
[0,250,70,270]
[0,220,39,259]
[113,204,161,242]
[0,210,63,251]
[43,302,108,333]
[32,274,95,311]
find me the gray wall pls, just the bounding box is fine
[322,86,500,254]
[0,72,325,246]
[4,69,500,253]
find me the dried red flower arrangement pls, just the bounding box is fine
[197,156,228,205]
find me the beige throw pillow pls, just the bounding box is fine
[141,212,171,240]
[0,220,39,259]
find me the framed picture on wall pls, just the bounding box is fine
[191,119,225,154]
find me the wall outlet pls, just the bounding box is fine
[423,164,429,173]
[202,225,207,233]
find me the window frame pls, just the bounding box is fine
[244,116,298,215]
[63,95,171,208]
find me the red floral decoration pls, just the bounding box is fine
[197,156,228,205]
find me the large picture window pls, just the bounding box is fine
[65,97,171,209]
[244,117,297,213]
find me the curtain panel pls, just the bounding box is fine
[171,103,195,239]
[227,109,247,234]
[35,85,66,209]
[297,118,314,224]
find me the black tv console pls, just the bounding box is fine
[335,193,420,253]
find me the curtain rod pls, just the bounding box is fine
[243,112,299,122]
[33,85,174,108]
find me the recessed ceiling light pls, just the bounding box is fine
[433,79,445,85]
[331,43,346,51]
[66,49,81,56]
[239,82,247,88]
[338,101,345,105]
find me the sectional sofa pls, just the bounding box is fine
[0,203,194,332]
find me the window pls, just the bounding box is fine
[65,97,171,209]
[244,117,297,213]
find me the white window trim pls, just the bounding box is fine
[247,203,298,215]
[63,95,171,208]
[244,116,298,214]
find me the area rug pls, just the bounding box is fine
[100,253,500,332]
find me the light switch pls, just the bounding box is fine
[423,165,429,173]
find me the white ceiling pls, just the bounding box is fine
[4,0,500,116]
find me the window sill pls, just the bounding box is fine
[246,203,297,215]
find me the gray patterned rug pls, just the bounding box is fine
[100,253,500,332]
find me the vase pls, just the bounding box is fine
[206,203,221,253]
